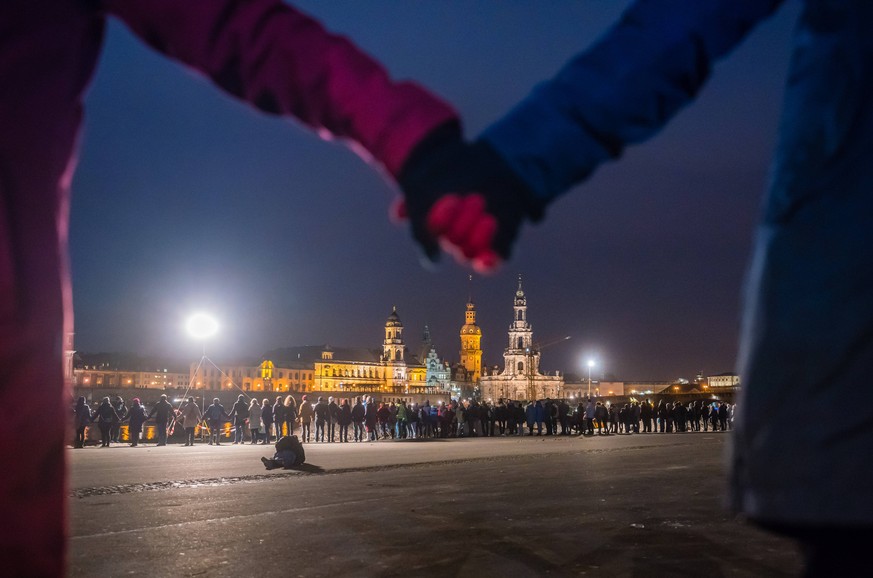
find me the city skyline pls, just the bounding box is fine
[72,276,728,384]
[70,2,802,381]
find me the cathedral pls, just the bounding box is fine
[479,276,564,402]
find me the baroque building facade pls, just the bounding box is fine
[187,359,314,393]
[312,307,429,396]
[306,307,451,402]
[479,276,564,402]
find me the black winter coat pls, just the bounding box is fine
[338,405,352,426]
[127,404,148,431]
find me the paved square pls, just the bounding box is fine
[69,433,800,576]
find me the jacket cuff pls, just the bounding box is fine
[374,86,460,178]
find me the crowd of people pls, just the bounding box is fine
[72,393,733,447]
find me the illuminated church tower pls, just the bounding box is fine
[505,275,539,378]
[383,306,408,391]
[459,277,483,383]
[479,275,563,402]
[384,306,405,363]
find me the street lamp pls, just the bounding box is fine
[185,312,220,442]
[587,359,596,398]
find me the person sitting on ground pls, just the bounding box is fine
[260,435,306,470]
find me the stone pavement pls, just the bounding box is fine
[68,433,801,576]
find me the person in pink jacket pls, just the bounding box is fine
[0,1,458,574]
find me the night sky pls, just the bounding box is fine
[70,1,802,381]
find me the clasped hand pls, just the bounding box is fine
[395,124,542,274]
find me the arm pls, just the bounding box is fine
[102,0,457,177]
[481,0,785,202]
[403,0,786,270]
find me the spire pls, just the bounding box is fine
[420,325,433,364]
[468,274,474,304]
[515,273,526,306]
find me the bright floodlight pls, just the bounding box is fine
[186,312,219,340]
[587,359,596,368]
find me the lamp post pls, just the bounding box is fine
[587,359,596,398]
[185,312,219,442]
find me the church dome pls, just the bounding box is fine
[461,324,481,335]
[385,306,402,328]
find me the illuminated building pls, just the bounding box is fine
[188,360,313,393]
[75,368,189,389]
[707,372,740,388]
[479,276,564,402]
[459,294,483,383]
[74,353,191,391]
[447,280,484,400]
[261,308,450,403]
[311,307,440,400]
[420,325,452,391]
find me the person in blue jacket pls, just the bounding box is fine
[398,2,873,572]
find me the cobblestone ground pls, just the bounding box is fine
[69,432,801,577]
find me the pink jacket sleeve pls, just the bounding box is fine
[102,0,458,177]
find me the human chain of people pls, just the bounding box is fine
[72,393,733,448]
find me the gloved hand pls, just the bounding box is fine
[396,123,543,273]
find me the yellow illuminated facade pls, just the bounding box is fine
[460,300,483,384]
[189,361,314,393]
[312,308,434,397]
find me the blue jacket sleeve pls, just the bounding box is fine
[481,0,785,203]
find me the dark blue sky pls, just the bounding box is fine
[70,1,802,380]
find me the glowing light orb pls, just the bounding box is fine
[185,312,219,340]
